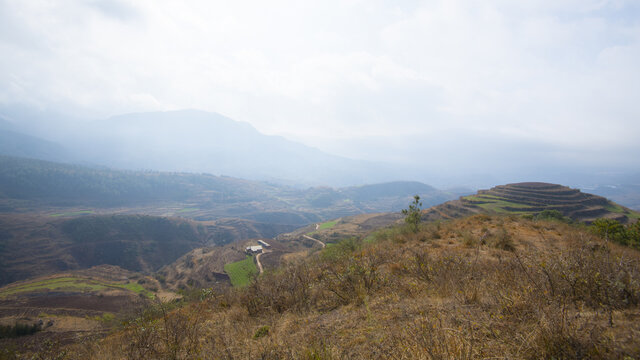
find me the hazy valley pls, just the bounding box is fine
[2,2,640,356]
[1,107,640,358]
[1,137,639,358]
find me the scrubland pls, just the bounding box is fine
[13,215,640,359]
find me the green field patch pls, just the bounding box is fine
[600,204,640,219]
[462,195,535,214]
[318,220,338,230]
[476,203,534,214]
[91,312,116,324]
[50,210,95,217]
[113,282,154,298]
[605,203,625,213]
[307,220,339,235]
[176,207,199,213]
[0,277,107,297]
[224,256,258,287]
[0,277,155,298]
[604,203,640,219]
[463,194,511,203]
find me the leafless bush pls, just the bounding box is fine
[240,261,317,315]
[489,227,515,251]
[318,247,387,308]
[121,300,203,360]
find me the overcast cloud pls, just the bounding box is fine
[1,0,639,177]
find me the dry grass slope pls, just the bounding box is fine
[17,215,640,359]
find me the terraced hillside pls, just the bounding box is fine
[0,265,159,351]
[424,182,639,224]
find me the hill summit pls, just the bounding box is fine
[424,182,639,223]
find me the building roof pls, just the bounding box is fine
[246,245,263,252]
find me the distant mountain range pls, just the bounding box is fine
[0,109,406,186]
[0,128,70,163]
[1,108,639,210]
[0,155,456,224]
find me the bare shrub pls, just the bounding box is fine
[241,261,316,315]
[376,315,477,360]
[531,312,611,360]
[489,227,515,251]
[318,247,387,308]
[462,231,477,247]
[121,301,203,360]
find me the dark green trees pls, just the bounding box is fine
[591,218,640,248]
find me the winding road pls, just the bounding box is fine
[255,224,326,275]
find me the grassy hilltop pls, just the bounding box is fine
[423,182,640,224]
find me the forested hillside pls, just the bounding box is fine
[0,215,206,285]
[0,156,455,222]
[0,155,270,207]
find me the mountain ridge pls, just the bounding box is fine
[0,155,453,223]
[0,109,403,187]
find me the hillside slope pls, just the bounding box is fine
[423,182,639,224]
[158,182,639,294]
[0,155,455,224]
[44,214,640,359]
[0,215,204,286]
[0,265,160,351]
[0,129,71,163]
[0,214,296,287]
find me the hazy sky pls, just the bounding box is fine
[1,0,639,171]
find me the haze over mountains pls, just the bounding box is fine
[0,155,455,222]
[1,107,638,210]
[1,2,640,357]
[0,109,403,187]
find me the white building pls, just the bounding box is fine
[257,240,271,248]
[245,245,263,254]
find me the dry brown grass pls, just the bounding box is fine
[21,214,640,359]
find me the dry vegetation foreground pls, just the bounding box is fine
[14,215,640,359]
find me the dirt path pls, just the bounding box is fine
[255,251,266,274]
[303,234,325,248]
